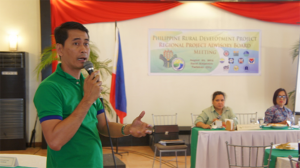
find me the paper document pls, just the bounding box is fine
[159,139,185,146]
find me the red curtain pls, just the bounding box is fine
[51,0,182,33]
[50,0,182,71]
[211,2,300,25]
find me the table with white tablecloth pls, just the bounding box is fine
[190,127,300,168]
[276,157,297,168]
[0,154,46,168]
[264,143,298,168]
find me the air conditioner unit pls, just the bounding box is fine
[0,52,28,150]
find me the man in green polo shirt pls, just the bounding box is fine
[34,22,152,168]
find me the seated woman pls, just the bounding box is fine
[194,91,238,129]
[264,88,293,125]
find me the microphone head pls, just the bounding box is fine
[83,61,94,74]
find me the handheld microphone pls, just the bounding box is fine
[84,61,98,81]
[83,61,94,75]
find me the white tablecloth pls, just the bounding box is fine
[266,142,298,168]
[195,129,300,168]
[276,157,297,168]
[0,154,46,168]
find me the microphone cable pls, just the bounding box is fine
[100,97,117,168]
[84,61,117,168]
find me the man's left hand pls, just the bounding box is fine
[126,111,152,137]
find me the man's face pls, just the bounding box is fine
[57,29,90,71]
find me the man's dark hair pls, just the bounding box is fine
[273,88,288,105]
[212,91,226,101]
[54,21,89,46]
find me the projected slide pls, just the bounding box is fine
[149,29,261,76]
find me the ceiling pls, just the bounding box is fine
[96,0,300,2]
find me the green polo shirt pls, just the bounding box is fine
[34,63,104,168]
[194,105,238,126]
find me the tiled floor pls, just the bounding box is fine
[0,146,190,168]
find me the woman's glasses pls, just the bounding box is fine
[277,95,287,99]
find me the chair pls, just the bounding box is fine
[225,141,273,168]
[152,113,187,168]
[236,112,258,124]
[191,113,199,128]
[288,155,300,168]
[152,113,177,125]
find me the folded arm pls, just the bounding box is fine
[195,112,211,129]
[264,108,274,124]
[196,122,211,129]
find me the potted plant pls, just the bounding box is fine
[35,43,114,117]
[288,40,300,110]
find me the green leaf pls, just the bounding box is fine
[34,45,59,80]
[35,43,115,117]
[291,40,300,62]
[288,40,300,111]
[288,90,295,112]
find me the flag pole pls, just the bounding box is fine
[114,20,128,157]
[115,20,118,125]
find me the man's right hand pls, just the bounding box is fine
[83,71,103,103]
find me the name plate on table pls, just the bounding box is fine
[237,124,260,131]
[0,157,19,167]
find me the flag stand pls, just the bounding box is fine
[114,117,128,157]
[112,20,128,157]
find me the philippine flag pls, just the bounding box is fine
[110,28,127,124]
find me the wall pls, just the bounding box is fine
[1,1,299,143]
[86,2,300,127]
[0,0,41,142]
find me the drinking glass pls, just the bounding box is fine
[258,118,264,127]
[250,118,256,124]
[287,115,295,129]
[258,118,264,124]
